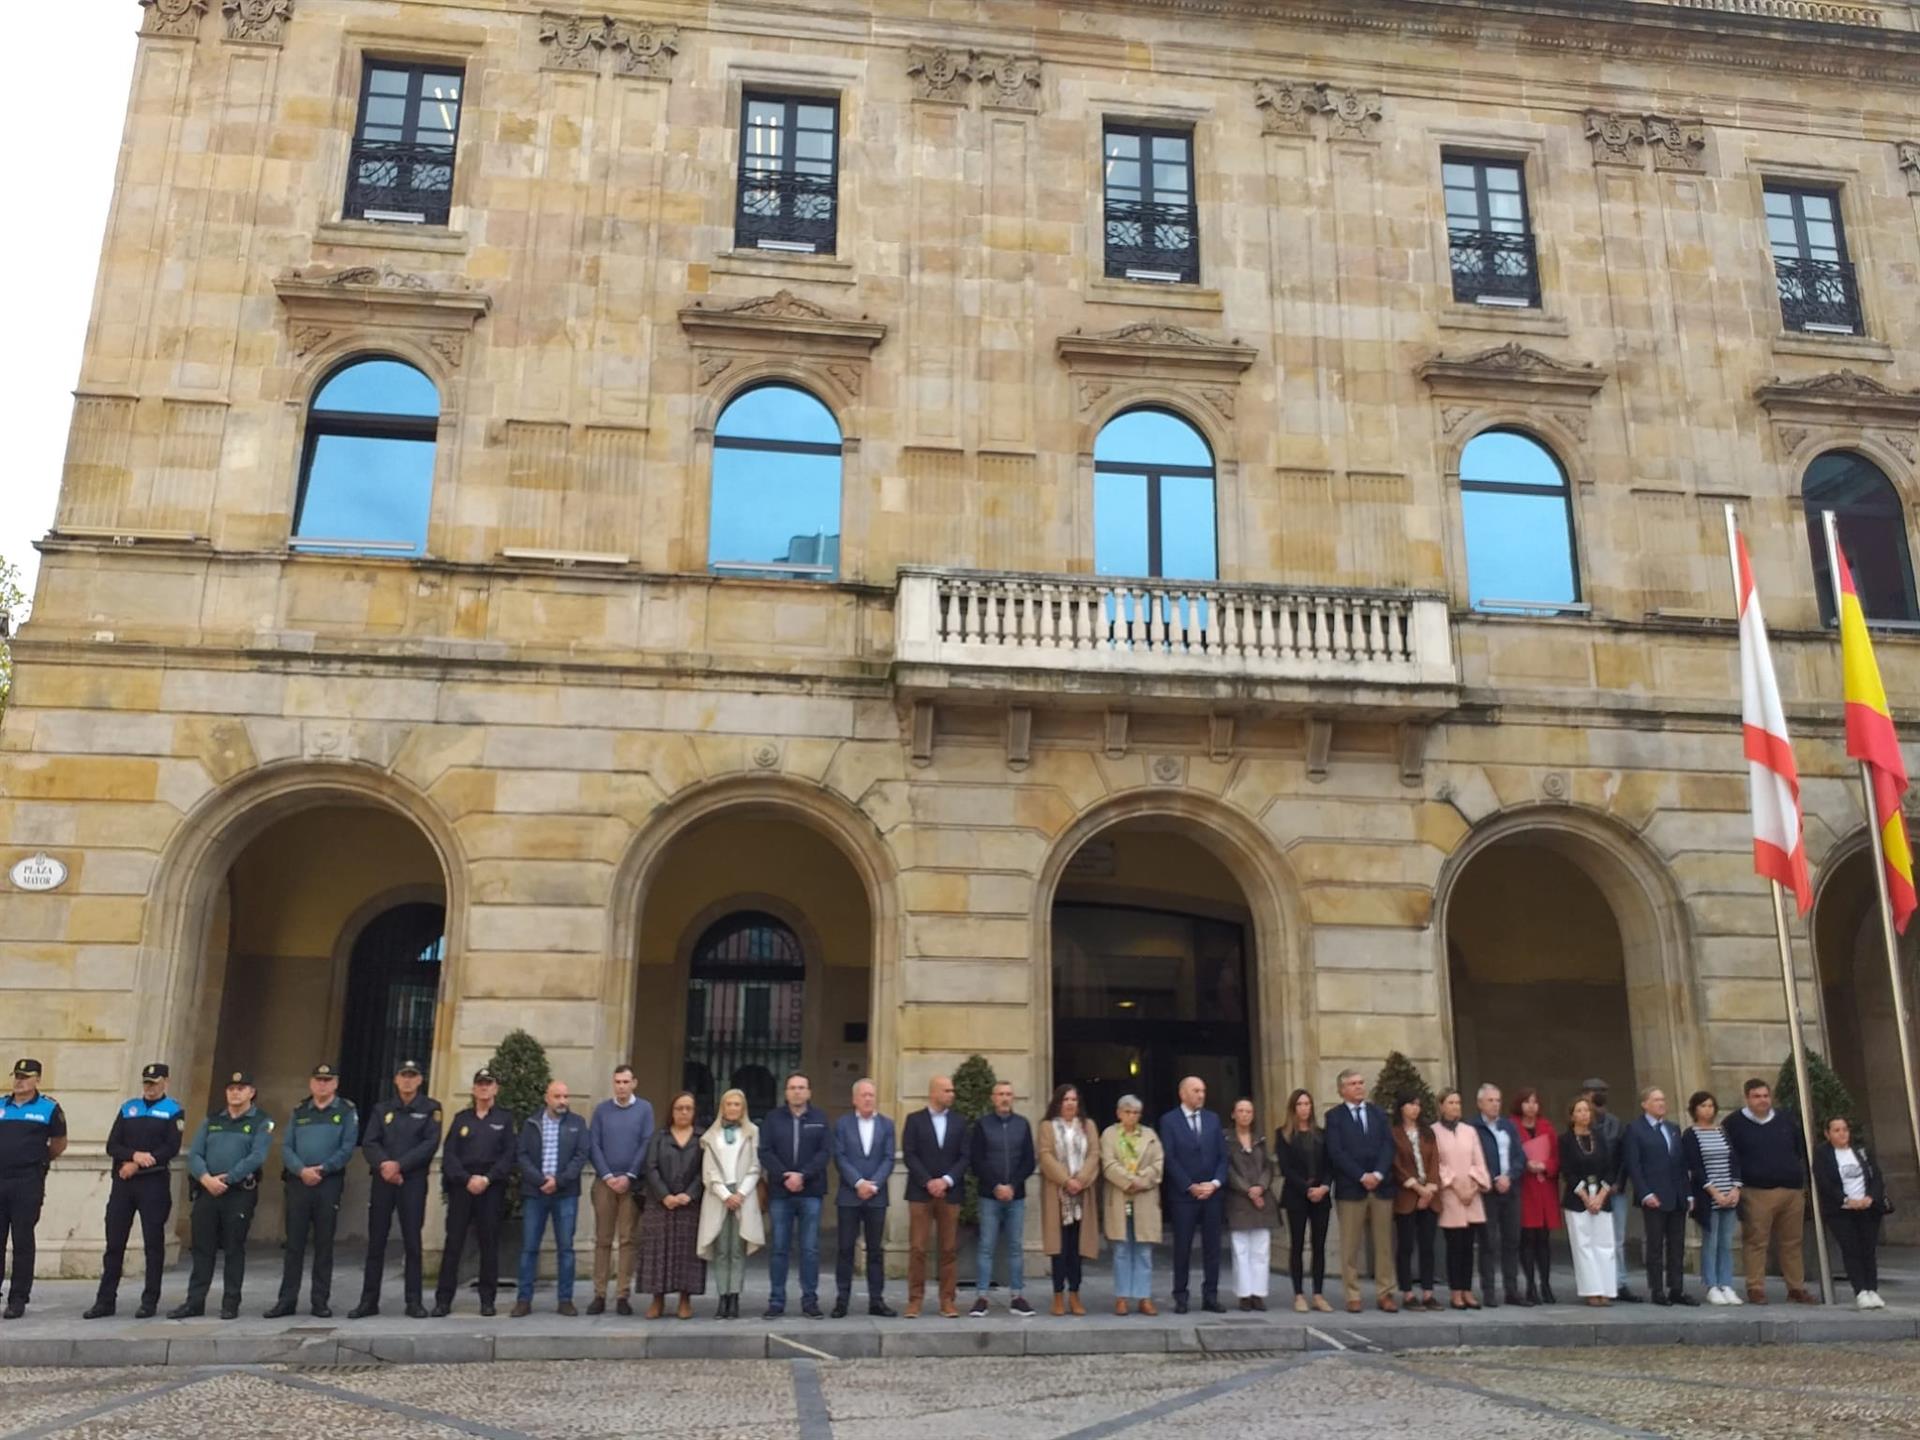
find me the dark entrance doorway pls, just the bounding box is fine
[1052,902,1252,1126]
[338,901,445,1118]
[683,910,805,1125]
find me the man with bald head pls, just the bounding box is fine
[513,1079,589,1317]
[1161,1076,1228,1314]
[901,1075,969,1318]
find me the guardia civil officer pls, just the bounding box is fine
[84,1062,184,1319]
[264,1063,359,1319]
[169,1070,274,1319]
[0,1059,68,1320]
[432,1068,516,1317]
[350,1059,442,1319]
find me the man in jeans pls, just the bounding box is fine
[759,1072,831,1319]
[1582,1078,1641,1302]
[513,1079,588,1317]
[587,1064,654,1316]
[1724,1078,1819,1305]
[969,1081,1036,1316]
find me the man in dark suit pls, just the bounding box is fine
[901,1074,968,1318]
[832,1077,896,1318]
[1623,1086,1695,1307]
[1160,1075,1228,1314]
[1324,1067,1398,1313]
[1472,1083,1528,1307]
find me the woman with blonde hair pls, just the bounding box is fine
[697,1088,764,1319]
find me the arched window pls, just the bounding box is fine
[684,910,805,1123]
[294,357,439,555]
[709,384,842,580]
[1093,408,1217,580]
[1459,429,1579,611]
[337,901,445,1117]
[1803,450,1919,625]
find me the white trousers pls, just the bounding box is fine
[1230,1228,1271,1297]
[1567,1206,1617,1298]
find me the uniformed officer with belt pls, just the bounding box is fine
[350,1059,442,1319]
[432,1067,517,1317]
[169,1070,274,1320]
[84,1061,184,1319]
[265,1062,359,1319]
[0,1059,69,1320]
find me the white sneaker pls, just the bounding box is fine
[1867,1291,1887,1309]
[1711,1287,1732,1305]
[1725,1288,1744,1305]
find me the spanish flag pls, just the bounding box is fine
[1837,548,1917,932]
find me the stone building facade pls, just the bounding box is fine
[6,0,1920,1271]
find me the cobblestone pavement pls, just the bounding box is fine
[1,1342,1917,1439]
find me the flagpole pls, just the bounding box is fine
[1726,505,1833,1305]
[1821,507,1920,1210]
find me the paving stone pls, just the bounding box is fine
[879,1327,1027,1358]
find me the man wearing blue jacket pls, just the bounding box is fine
[760,1072,831,1319]
[1325,1067,1398,1313]
[169,1071,274,1319]
[86,1061,182,1320]
[1161,1075,1229,1315]
[970,1081,1037,1316]
[1473,1084,1528,1308]
[831,1077,895,1318]
[514,1078,589,1316]
[1623,1086,1696,1307]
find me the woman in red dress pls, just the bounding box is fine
[1511,1087,1560,1305]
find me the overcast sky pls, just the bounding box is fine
[0,1,138,605]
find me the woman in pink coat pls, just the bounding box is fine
[1433,1088,1491,1310]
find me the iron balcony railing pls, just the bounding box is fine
[344,139,456,225]
[1104,196,1200,283]
[1448,227,1541,307]
[1774,255,1863,334]
[736,169,838,253]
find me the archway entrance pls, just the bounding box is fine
[1051,823,1255,1125]
[1814,846,1920,1237]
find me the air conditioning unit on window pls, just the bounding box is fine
[363,209,426,225]
[1125,268,1183,284]
[1802,322,1857,335]
[757,239,816,253]
[1475,294,1529,307]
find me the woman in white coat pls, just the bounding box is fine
[697,1088,765,1319]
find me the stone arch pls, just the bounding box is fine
[1433,803,1702,1105]
[1079,388,1235,467]
[1029,787,1310,1121]
[1783,435,1918,508]
[606,772,903,1110]
[696,365,863,442]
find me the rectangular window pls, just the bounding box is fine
[1102,123,1199,284]
[735,94,840,254]
[1765,184,1862,335]
[345,62,464,226]
[1443,156,1539,308]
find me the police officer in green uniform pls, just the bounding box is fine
[265,1062,359,1318]
[350,1059,442,1319]
[84,1061,184,1319]
[0,1059,68,1320]
[169,1071,274,1320]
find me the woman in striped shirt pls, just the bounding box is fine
[1683,1091,1744,1305]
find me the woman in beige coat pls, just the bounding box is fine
[1100,1095,1163,1316]
[1037,1083,1102,1316]
[696,1089,764,1320]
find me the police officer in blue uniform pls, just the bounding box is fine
[169,1071,274,1320]
[0,1059,68,1320]
[84,1061,184,1319]
[265,1062,359,1319]
[350,1059,442,1319]
[432,1068,516,1317]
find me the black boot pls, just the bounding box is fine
[1533,1237,1556,1305]
[1520,1242,1538,1305]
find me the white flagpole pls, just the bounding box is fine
[1725,505,1832,1304]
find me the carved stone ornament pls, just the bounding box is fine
[1646,115,1707,173]
[825,362,863,397]
[679,290,888,371]
[696,351,736,386]
[972,53,1042,111]
[1878,430,1917,463]
[222,0,292,44]
[1152,756,1184,783]
[1755,370,1920,425]
[324,265,440,291]
[1075,377,1114,413]
[1253,78,1318,136]
[275,265,491,367]
[907,46,971,104]
[539,13,609,73]
[1321,86,1384,142]
[428,333,467,368]
[1776,425,1813,455]
[752,743,780,770]
[1440,405,1474,434]
[289,325,333,357]
[141,0,208,37]
[1417,342,1608,398]
[610,21,678,79]
[1584,111,1646,167]
[1900,141,1920,197]
[1198,386,1236,421]
[711,290,835,321]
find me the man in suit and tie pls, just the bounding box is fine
[1623,1086,1696,1307]
[1324,1067,1399,1313]
[1160,1076,1228,1314]
[901,1075,969,1318]
[832,1077,896,1318]
[1472,1083,1528,1307]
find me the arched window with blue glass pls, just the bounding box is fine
[1803,450,1919,626]
[1458,428,1580,611]
[709,383,843,581]
[1093,407,1217,580]
[293,357,440,556]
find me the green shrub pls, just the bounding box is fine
[952,1054,997,1226]
[487,1029,552,1219]
[1372,1052,1436,1124]
[1774,1049,1863,1145]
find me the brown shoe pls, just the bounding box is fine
[905,1299,922,1319]
[1788,1289,1820,1306]
[1346,1297,1363,1314]
[1747,1287,1769,1305]
[1139,1299,1158,1316]
[677,1295,693,1320]
[645,1296,664,1320]
[1294,1295,1309,1313]
[1378,1295,1400,1313]
[556,1302,578,1317]
[1313,1295,1333,1313]
[1115,1300,1129,1316]
[1051,1294,1066,1317]
[510,1301,531,1318]
[1068,1294,1086,1317]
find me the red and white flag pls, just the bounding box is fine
[1735,529,1812,912]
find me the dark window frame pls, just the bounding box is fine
[1093,405,1218,579]
[1458,426,1583,611]
[734,92,841,254]
[1765,183,1864,335]
[1101,121,1200,285]
[1802,450,1920,626]
[345,59,464,226]
[684,910,806,1127]
[293,355,441,553]
[1443,153,1541,308]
